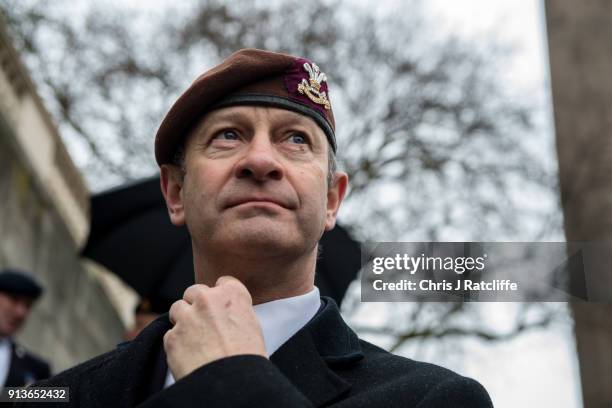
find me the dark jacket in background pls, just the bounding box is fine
[16,298,492,407]
[5,342,50,387]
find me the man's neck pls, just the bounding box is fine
[192,247,317,305]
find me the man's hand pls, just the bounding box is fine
[164,276,267,380]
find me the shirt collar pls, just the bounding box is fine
[254,286,321,356]
[164,286,321,388]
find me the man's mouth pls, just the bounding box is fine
[225,195,293,209]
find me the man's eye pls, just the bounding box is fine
[213,130,239,141]
[287,133,308,144]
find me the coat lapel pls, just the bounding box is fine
[5,343,24,387]
[270,298,363,407]
[86,315,172,408]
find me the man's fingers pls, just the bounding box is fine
[180,279,252,311]
[215,276,252,303]
[215,275,244,287]
[168,299,189,325]
[183,283,210,304]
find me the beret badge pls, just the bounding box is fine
[297,62,331,110]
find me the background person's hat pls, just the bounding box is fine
[155,48,337,166]
[134,295,174,315]
[0,268,43,300]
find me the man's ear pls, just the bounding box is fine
[325,171,349,231]
[160,165,186,226]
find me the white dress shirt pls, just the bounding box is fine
[0,337,12,388]
[164,286,321,388]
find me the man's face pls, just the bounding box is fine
[0,292,34,337]
[161,106,347,262]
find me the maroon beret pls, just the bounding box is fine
[155,48,336,166]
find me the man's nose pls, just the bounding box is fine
[234,135,284,181]
[13,304,29,321]
[16,301,30,316]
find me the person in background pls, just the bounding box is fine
[124,296,173,341]
[0,268,50,388]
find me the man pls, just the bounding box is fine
[0,268,50,388]
[23,49,492,407]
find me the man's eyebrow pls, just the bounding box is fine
[191,111,251,138]
[272,110,320,130]
[192,108,321,138]
[202,111,251,125]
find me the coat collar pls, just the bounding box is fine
[270,297,364,406]
[88,316,171,408]
[103,296,363,407]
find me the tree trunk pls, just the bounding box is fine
[546,1,612,406]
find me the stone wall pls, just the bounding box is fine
[546,1,612,406]
[0,19,125,373]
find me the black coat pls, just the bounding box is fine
[5,342,50,387]
[17,298,492,407]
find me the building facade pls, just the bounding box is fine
[0,18,125,372]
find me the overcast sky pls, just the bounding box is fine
[406,2,581,407]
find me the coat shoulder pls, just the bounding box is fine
[26,315,171,407]
[31,348,119,388]
[357,339,459,378]
[343,339,493,407]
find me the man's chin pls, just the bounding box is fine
[215,222,304,255]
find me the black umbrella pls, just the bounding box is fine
[83,176,361,306]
